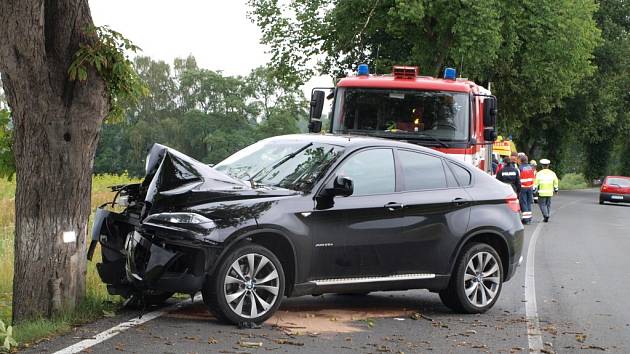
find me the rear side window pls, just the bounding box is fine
[448,161,472,186]
[337,148,396,196]
[397,150,447,191]
[607,177,630,187]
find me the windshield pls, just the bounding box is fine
[332,88,470,142]
[214,140,345,191]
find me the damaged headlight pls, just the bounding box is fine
[144,212,215,226]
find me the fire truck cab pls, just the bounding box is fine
[308,65,498,173]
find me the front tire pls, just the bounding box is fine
[203,244,285,324]
[439,243,503,313]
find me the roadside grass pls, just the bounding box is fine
[0,174,140,348]
[559,172,589,190]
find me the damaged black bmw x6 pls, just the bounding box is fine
[90,134,524,324]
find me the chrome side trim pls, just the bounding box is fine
[313,273,435,286]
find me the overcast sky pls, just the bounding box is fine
[89,0,332,95]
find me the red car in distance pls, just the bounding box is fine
[599,176,630,204]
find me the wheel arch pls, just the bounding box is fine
[211,228,298,296]
[450,229,510,280]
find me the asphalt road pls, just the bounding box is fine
[24,189,630,353]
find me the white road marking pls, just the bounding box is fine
[524,198,579,353]
[54,296,200,354]
[525,222,544,353]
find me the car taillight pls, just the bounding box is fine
[506,194,520,213]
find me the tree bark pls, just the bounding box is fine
[0,0,108,323]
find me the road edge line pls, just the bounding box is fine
[53,296,199,354]
[525,221,544,353]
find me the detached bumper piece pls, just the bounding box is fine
[126,231,206,294]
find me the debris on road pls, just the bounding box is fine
[238,340,262,348]
[575,333,587,343]
[274,338,305,346]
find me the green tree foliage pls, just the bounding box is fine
[0,87,13,179]
[552,0,630,180]
[94,56,308,176]
[68,26,149,121]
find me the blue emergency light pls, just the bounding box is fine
[443,67,456,80]
[357,64,369,76]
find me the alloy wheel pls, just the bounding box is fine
[223,253,280,319]
[463,251,501,307]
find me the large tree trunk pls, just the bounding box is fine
[0,0,108,323]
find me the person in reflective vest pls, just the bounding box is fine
[497,155,521,194]
[518,155,536,224]
[534,159,559,222]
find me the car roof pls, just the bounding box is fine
[263,133,451,158]
[605,176,630,180]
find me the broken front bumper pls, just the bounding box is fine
[90,207,223,296]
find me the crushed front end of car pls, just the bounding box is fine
[88,143,251,305]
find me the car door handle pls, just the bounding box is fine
[384,202,404,211]
[452,197,469,206]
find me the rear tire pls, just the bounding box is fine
[203,244,285,325]
[439,243,503,314]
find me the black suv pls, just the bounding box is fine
[90,134,524,324]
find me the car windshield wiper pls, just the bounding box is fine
[409,134,449,148]
[248,143,314,186]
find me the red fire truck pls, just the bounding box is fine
[308,65,498,173]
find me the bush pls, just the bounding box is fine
[559,173,589,190]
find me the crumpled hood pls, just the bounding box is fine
[142,144,298,213]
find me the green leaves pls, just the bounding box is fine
[68,25,149,122]
[0,109,14,180]
[0,319,18,351]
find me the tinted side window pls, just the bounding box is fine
[337,149,395,196]
[449,161,472,186]
[398,150,447,191]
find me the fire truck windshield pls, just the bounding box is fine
[332,88,470,144]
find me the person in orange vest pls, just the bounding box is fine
[518,155,536,224]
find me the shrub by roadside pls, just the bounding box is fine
[559,173,589,190]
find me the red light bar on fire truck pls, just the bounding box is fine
[392,66,418,79]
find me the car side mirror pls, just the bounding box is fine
[316,176,353,209]
[308,119,322,133]
[483,97,497,127]
[308,90,325,133]
[310,90,325,119]
[484,127,498,142]
[333,175,353,197]
[319,175,353,198]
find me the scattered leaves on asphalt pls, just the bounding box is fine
[580,344,607,351]
[575,333,587,343]
[274,338,304,346]
[207,337,218,344]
